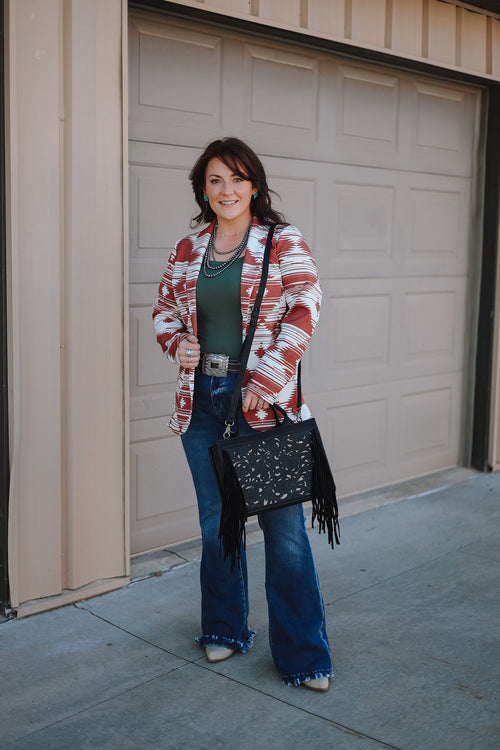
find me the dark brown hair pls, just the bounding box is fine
[189,137,286,226]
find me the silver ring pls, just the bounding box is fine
[186,349,192,358]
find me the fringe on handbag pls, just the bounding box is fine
[208,225,340,572]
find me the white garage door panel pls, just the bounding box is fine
[130,434,198,554]
[337,65,400,154]
[264,174,317,246]
[244,44,319,133]
[330,172,471,279]
[129,305,176,421]
[402,280,467,371]
[129,18,222,131]
[129,15,477,178]
[335,70,475,175]
[312,276,466,389]
[307,371,463,495]
[129,12,481,554]
[129,405,198,555]
[260,158,472,282]
[129,154,196,284]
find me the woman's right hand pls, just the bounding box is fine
[178,334,200,369]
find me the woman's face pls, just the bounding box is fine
[204,157,255,227]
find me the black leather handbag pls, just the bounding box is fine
[209,224,340,570]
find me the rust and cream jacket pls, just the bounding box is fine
[152,218,322,435]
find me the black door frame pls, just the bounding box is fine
[471,87,500,471]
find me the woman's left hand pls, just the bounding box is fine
[242,389,269,413]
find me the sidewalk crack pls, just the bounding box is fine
[326,548,462,606]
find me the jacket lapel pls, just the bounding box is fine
[240,222,269,335]
[186,224,212,336]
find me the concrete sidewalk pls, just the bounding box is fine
[1,470,499,750]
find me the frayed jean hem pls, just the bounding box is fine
[282,668,334,687]
[195,630,256,653]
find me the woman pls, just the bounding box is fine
[153,137,333,692]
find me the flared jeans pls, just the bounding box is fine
[180,370,333,685]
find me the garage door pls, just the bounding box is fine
[128,12,481,554]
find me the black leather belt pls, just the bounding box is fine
[198,353,240,377]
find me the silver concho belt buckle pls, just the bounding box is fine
[202,353,229,377]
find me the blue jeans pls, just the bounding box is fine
[180,371,333,685]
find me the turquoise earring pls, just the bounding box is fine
[203,195,208,202]
[253,191,258,199]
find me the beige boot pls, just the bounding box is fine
[205,646,235,663]
[302,676,330,692]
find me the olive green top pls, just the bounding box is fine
[196,258,244,360]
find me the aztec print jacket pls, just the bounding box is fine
[152,218,322,435]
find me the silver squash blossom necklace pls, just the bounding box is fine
[202,220,252,278]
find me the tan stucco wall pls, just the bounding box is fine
[163,0,500,81]
[6,0,129,616]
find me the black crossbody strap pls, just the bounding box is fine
[297,360,302,414]
[225,224,275,428]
